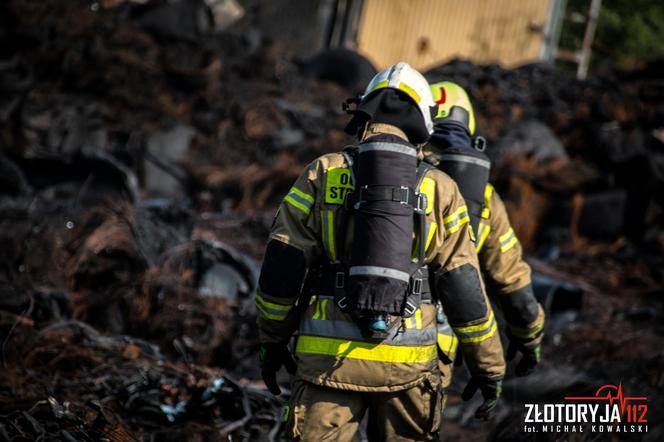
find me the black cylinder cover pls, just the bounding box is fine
[437,147,491,237]
[348,139,418,315]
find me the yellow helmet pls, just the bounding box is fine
[429,81,476,135]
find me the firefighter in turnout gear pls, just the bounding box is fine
[256,63,505,441]
[424,81,545,390]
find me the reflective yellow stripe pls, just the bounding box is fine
[443,205,470,235]
[405,316,415,329]
[284,186,314,215]
[312,298,329,321]
[499,228,518,253]
[256,292,294,321]
[284,194,311,215]
[398,82,421,103]
[366,79,425,105]
[437,333,458,355]
[367,80,389,94]
[290,186,314,204]
[256,304,287,321]
[295,336,437,363]
[501,236,518,253]
[312,299,321,320]
[499,228,513,242]
[443,205,467,224]
[326,210,336,260]
[321,209,336,261]
[403,309,423,330]
[468,225,476,242]
[404,309,422,329]
[419,177,435,215]
[482,184,494,219]
[454,311,495,334]
[457,320,497,343]
[476,222,491,253]
[509,323,544,340]
[453,311,497,343]
[320,299,328,321]
[256,293,293,312]
[415,308,423,329]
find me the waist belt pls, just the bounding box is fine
[316,263,432,317]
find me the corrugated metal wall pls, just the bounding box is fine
[357,0,551,70]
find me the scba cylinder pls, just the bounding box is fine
[437,147,490,236]
[348,140,418,315]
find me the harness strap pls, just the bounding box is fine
[345,185,418,209]
[320,263,432,314]
[327,148,435,315]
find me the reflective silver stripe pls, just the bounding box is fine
[286,191,313,209]
[437,322,454,335]
[349,266,410,282]
[439,154,491,169]
[443,207,468,229]
[300,318,437,346]
[359,142,417,157]
[500,230,516,246]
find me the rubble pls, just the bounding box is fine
[0,319,281,441]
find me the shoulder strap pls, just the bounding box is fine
[416,160,435,188]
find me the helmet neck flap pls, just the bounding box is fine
[344,62,436,145]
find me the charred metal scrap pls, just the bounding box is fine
[0,320,281,441]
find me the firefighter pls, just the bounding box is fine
[424,81,545,391]
[256,63,505,441]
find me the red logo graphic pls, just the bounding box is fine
[565,384,648,423]
[435,87,446,105]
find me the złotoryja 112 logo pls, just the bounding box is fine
[523,384,649,434]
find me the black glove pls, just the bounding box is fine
[507,340,541,377]
[259,343,297,395]
[461,377,502,420]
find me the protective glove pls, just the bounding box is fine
[259,343,297,395]
[461,377,502,420]
[507,340,541,377]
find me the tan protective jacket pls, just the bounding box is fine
[256,125,505,392]
[476,184,545,347]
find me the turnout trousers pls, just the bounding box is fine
[285,375,445,441]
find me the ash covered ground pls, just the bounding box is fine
[0,1,663,440]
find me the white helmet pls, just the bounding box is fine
[362,62,437,135]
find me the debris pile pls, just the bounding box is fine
[0,319,282,441]
[426,59,664,255]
